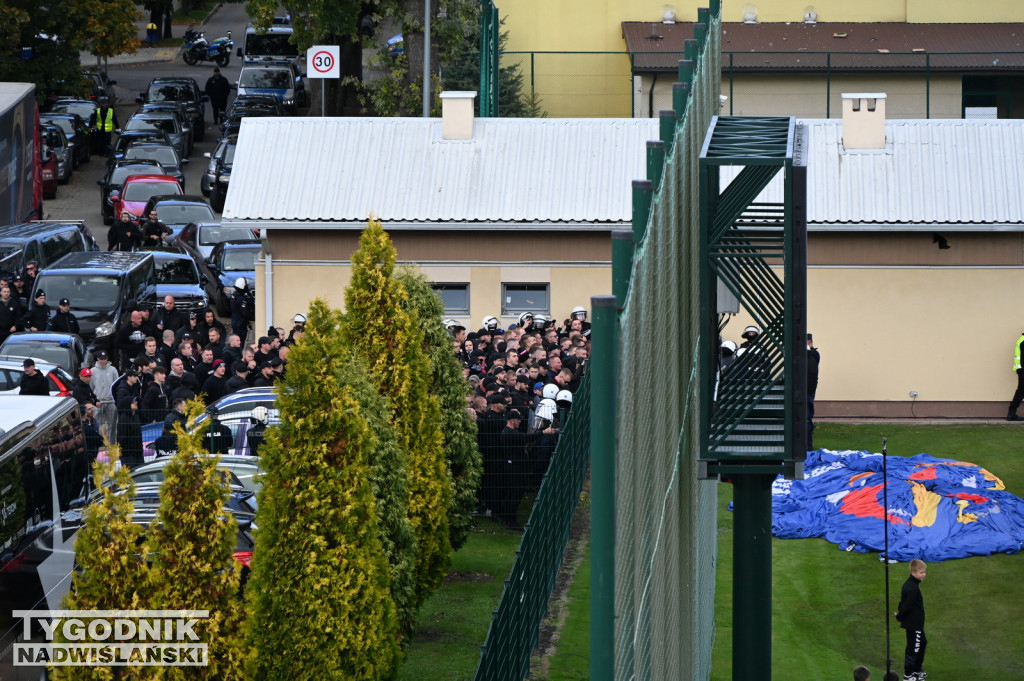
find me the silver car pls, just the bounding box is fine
[122,113,189,159]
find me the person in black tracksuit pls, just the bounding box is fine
[895,559,927,681]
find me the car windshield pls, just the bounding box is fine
[126,118,177,135]
[124,146,180,167]
[223,146,236,165]
[222,250,257,271]
[110,165,159,184]
[148,84,191,102]
[239,69,291,89]
[198,226,255,246]
[42,117,75,136]
[155,257,200,284]
[156,204,214,225]
[245,33,298,57]
[124,181,180,201]
[33,274,120,309]
[51,102,94,119]
[0,342,69,368]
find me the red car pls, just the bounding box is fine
[110,174,182,222]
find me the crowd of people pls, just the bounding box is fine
[455,307,591,528]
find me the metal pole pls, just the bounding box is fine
[321,79,325,117]
[611,230,633,306]
[632,179,653,243]
[883,437,892,675]
[590,294,618,681]
[423,0,431,117]
[925,54,931,119]
[733,472,774,681]
[826,53,831,118]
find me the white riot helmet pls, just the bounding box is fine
[542,383,559,400]
[721,340,737,355]
[234,277,247,290]
[742,325,761,339]
[482,315,499,331]
[556,390,573,409]
[518,311,533,325]
[443,318,458,329]
[251,406,269,425]
[535,398,557,428]
[571,305,587,321]
[293,313,306,325]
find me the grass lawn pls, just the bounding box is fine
[543,542,591,680]
[397,517,523,681]
[714,422,1024,680]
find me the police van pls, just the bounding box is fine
[236,18,302,70]
[0,396,90,678]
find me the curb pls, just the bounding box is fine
[80,2,226,67]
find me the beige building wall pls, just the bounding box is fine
[641,72,963,119]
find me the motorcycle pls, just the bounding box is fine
[182,27,233,67]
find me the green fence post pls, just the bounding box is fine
[684,38,698,64]
[710,0,720,16]
[694,22,707,49]
[612,229,634,306]
[632,179,653,243]
[733,472,775,681]
[678,58,694,87]
[673,81,690,121]
[659,109,676,152]
[590,294,618,681]
[646,139,665,189]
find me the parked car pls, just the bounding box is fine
[209,137,236,211]
[108,130,174,164]
[81,68,117,102]
[201,135,235,196]
[199,240,259,316]
[30,251,158,361]
[131,454,262,494]
[235,62,306,113]
[0,357,74,395]
[110,174,183,223]
[193,386,279,457]
[49,98,98,127]
[174,221,258,262]
[0,331,89,375]
[0,220,99,277]
[39,136,59,199]
[97,160,168,224]
[136,102,194,153]
[149,247,209,312]
[122,113,188,159]
[140,195,216,239]
[120,143,188,190]
[137,77,208,141]
[227,94,286,116]
[40,123,72,183]
[40,112,91,167]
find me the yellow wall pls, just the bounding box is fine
[906,0,1024,23]
[256,260,611,337]
[640,73,962,119]
[723,266,1024,404]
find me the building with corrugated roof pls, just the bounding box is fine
[221,97,658,336]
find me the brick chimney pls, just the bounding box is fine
[439,91,477,141]
[841,93,887,150]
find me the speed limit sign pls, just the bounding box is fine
[307,45,340,79]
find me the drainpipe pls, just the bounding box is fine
[260,231,274,333]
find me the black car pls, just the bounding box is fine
[108,130,174,163]
[227,94,286,116]
[150,247,209,313]
[81,68,117,102]
[199,240,259,316]
[97,160,168,224]
[119,142,188,190]
[209,137,236,212]
[40,112,91,168]
[49,98,99,126]
[140,195,216,240]
[137,77,208,141]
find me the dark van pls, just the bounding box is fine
[0,221,99,279]
[29,251,157,362]
[0,396,90,680]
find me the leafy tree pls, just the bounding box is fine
[51,445,150,681]
[146,400,245,680]
[340,219,453,606]
[246,300,400,680]
[397,269,481,551]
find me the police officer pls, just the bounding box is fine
[92,96,118,154]
[230,278,255,341]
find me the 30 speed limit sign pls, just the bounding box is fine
[307,45,340,79]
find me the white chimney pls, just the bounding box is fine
[841,93,887,150]
[439,91,477,141]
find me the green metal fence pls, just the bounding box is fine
[473,375,591,681]
[611,5,722,681]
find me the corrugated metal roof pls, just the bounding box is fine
[723,118,1024,228]
[223,117,660,226]
[622,22,1024,71]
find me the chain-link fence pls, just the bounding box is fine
[613,9,721,681]
[474,375,591,681]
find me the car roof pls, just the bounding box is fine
[0,357,65,373]
[149,195,210,206]
[124,174,179,183]
[0,221,88,241]
[2,331,83,344]
[149,247,192,260]
[39,250,154,272]
[217,240,262,250]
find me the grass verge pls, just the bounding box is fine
[397,517,523,681]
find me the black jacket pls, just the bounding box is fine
[108,220,142,251]
[22,302,50,331]
[117,323,148,363]
[71,377,100,406]
[896,574,925,631]
[19,370,50,395]
[0,296,22,340]
[204,74,232,105]
[48,310,80,335]
[141,380,170,422]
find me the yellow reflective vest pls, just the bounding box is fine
[96,107,115,132]
[1014,334,1024,371]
